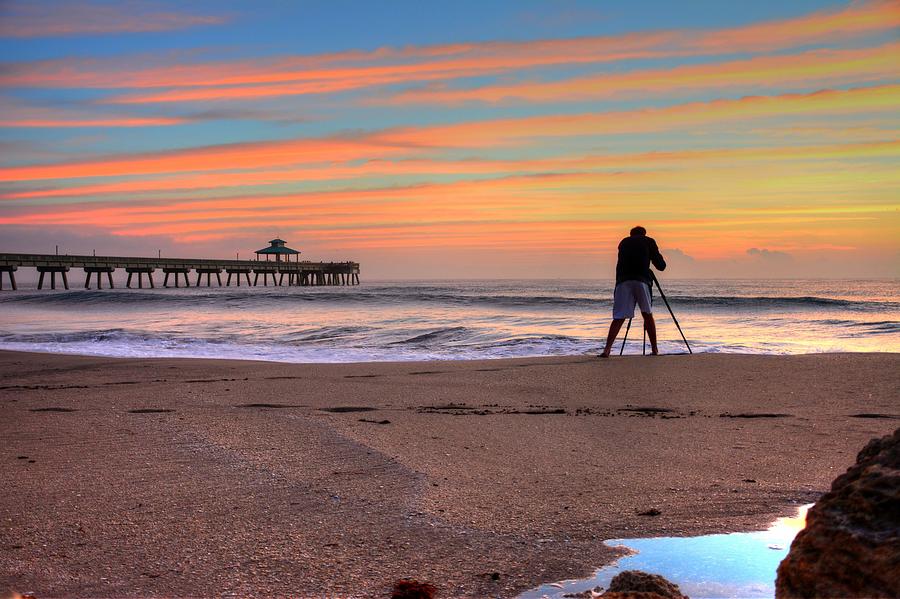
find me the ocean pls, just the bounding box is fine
[0,279,897,362]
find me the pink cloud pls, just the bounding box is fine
[1,0,897,97]
[0,96,191,128]
[382,42,900,106]
[0,1,229,38]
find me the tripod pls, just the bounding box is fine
[618,272,692,355]
[618,292,651,355]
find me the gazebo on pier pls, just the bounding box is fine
[255,238,301,263]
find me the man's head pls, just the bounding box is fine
[630,226,647,236]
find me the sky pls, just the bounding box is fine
[0,0,898,279]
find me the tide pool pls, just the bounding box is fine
[520,505,811,599]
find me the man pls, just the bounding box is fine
[600,226,666,358]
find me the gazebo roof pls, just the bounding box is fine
[256,246,299,254]
[256,238,300,254]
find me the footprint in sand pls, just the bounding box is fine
[850,413,900,420]
[618,407,675,416]
[719,412,792,419]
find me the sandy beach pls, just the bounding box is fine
[1,350,897,598]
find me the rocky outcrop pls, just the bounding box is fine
[776,427,900,598]
[600,570,688,599]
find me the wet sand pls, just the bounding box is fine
[1,350,898,598]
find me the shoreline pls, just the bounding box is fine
[2,350,898,597]
[2,344,898,366]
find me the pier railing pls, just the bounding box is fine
[0,253,360,290]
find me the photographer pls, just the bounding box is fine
[600,226,667,358]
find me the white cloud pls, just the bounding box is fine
[747,247,793,262]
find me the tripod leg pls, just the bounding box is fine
[651,272,692,354]
[619,318,632,355]
[643,293,651,356]
[669,307,692,354]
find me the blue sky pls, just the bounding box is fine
[0,1,897,278]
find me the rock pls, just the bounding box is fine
[776,427,900,598]
[390,578,436,599]
[600,570,687,598]
[637,508,662,516]
[563,586,604,598]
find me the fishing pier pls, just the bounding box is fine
[0,239,360,291]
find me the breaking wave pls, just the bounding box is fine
[0,279,897,361]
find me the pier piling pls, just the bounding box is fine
[163,268,190,288]
[84,266,115,290]
[0,266,16,291]
[253,269,278,287]
[195,268,222,287]
[125,267,155,289]
[37,266,69,290]
[225,268,252,286]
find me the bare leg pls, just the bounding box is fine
[600,318,627,357]
[642,312,659,355]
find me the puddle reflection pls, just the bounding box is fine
[520,505,811,599]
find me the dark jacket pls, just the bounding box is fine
[615,234,666,285]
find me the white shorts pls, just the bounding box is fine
[613,281,652,319]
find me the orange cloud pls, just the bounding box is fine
[0,97,192,128]
[5,140,897,200]
[0,136,408,182]
[1,85,895,187]
[109,214,883,256]
[0,173,661,230]
[2,160,892,261]
[0,1,228,38]
[2,0,897,99]
[385,42,900,105]
[103,67,502,104]
[380,84,900,148]
[0,116,188,128]
[689,0,900,54]
[3,166,891,234]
